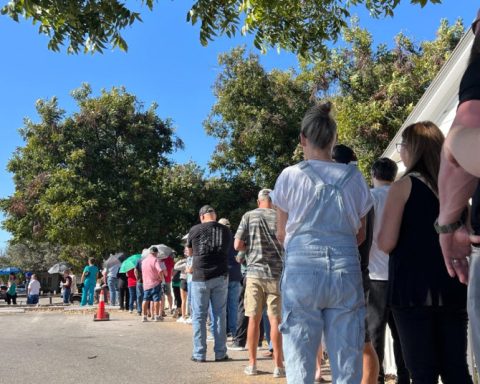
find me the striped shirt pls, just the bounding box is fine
[235,208,283,279]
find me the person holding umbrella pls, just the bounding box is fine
[80,258,99,306]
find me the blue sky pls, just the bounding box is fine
[0,0,476,249]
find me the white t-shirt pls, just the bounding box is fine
[28,279,41,295]
[368,185,391,281]
[271,160,372,248]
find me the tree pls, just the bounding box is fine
[2,0,441,57]
[3,242,61,272]
[205,46,312,188]
[301,18,464,173]
[205,20,464,182]
[0,84,184,258]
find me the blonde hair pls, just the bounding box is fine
[401,121,444,193]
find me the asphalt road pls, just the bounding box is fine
[0,309,289,384]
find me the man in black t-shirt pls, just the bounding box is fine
[187,205,232,363]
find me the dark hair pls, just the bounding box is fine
[332,144,357,164]
[371,158,398,182]
[401,121,444,193]
[88,257,95,264]
[301,102,337,150]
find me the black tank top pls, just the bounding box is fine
[388,176,467,308]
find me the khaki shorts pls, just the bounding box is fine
[244,277,281,318]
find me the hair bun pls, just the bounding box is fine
[317,101,332,117]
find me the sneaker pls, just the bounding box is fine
[185,318,193,324]
[227,342,246,351]
[142,316,148,322]
[129,310,133,314]
[155,315,163,322]
[190,356,206,363]
[273,367,286,378]
[207,335,214,342]
[244,365,258,376]
[176,317,186,323]
[137,312,142,316]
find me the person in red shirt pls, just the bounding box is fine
[162,254,175,316]
[126,268,137,313]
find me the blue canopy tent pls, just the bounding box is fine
[0,267,22,275]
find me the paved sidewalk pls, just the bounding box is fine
[0,309,292,383]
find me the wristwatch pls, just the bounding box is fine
[434,219,464,234]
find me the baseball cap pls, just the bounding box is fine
[258,189,272,199]
[199,205,215,216]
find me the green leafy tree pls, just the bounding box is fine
[2,0,441,56]
[205,46,312,188]
[3,242,62,273]
[301,18,464,173]
[206,20,464,182]
[1,84,184,258]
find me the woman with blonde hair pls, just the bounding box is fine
[378,121,472,383]
[271,102,372,383]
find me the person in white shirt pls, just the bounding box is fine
[366,158,409,384]
[27,274,41,305]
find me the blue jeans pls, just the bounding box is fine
[136,283,144,314]
[107,277,118,305]
[81,282,95,306]
[280,247,365,384]
[187,280,192,316]
[27,294,39,304]
[63,287,71,304]
[191,275,228,360]
[262,307,272,348]
[128,286,137,311]
[227,280,241,335]
[469,246,480,364]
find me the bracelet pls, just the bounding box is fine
[434,218,464,234]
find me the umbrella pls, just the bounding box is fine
[151,244,174,260]
[104,252,127,269]
[48,262,70,274]
[119,254,142,273]
[0,267,22,275]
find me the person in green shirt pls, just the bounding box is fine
[80,258,99,306]
[6,273,17,305]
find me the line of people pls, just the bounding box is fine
[182,103,477,383]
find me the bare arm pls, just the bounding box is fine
[276,207,288,247]
[438,129,478,284]
[356,216,366,246]
[234,238,246,251]
[378,177,411,254]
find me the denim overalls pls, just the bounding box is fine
[280,162,365,384]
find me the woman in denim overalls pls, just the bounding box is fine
[271,102,372,383]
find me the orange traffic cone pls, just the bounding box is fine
[94,290,110,321]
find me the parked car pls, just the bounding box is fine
[16,284,26,296]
